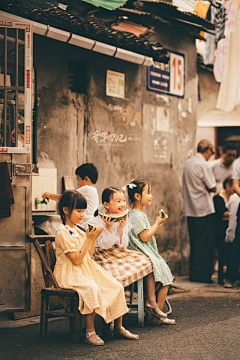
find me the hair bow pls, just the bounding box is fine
[128,183,137,189]
[122,181,137,191]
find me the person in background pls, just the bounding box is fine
[213,177,235,245]
[182,139,216,284]
[211,143,237,192]
[223,158,240,288]
[42,163,99,229]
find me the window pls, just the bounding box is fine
[0,23,32,153]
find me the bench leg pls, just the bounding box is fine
[40,293,49,339]
[137,278,144,328]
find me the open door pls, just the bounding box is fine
[0,19,32,312]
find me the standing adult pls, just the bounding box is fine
[182,139,216,283]
[211,143,237,191]
[224,155,240,287]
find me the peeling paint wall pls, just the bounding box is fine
[196,67,220,145]
[34,28,198,275]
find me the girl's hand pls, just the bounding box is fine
[101,215,116,232]
[86,225,103,241]
[42,192,50,199]
[119,214,128,228]
[155,213,168,227]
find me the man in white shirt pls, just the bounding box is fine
[182,139,216,283]
[42,163,99,230]
[211,143,237,191]
[224,157,240,287]
[225,194,240,243]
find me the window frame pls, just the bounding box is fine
[0,21,32,154]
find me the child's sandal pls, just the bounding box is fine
[152,317,176,326]
[84,331,105,346]
[115,326,139,340]
[144,303,167,319]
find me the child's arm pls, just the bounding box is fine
[118,214,128,245]
[139,213,168,243]
[42,192,61,202]
[95,217,119,249]
[66,226,103,265]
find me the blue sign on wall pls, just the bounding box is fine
[147,51,185,97]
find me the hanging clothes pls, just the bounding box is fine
[215,4,228,43]
[81,0,128,11]
[216,2,240,112]
[214,0,238,82]
[194,1,211,40]
[205,5,218,65]
[204,2,227,66]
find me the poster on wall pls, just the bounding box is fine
[142,104,170,164]
[147,50,185,98]
[106,70,125,99]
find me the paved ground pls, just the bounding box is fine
[1,275,240,360]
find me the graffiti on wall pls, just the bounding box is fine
[90,130,140,146]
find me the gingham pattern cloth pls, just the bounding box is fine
[93,246,153,287]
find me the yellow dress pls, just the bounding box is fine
[54,226,129,324]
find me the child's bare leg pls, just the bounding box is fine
[85,312,104,345]
[114,316,123,329]
[114,316,139,340]
[145,272,158,305]
[85,312,96,333]
[144,273,167,318]
[157,285,169,311]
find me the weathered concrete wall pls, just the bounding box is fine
[196,67,220,146]
[34,27,199,275]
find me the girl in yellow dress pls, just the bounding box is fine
[54,190,139,346]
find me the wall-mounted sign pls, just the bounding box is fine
[106,70,125,99]
[147,51,185,98]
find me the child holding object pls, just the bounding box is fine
[54,190,139,346]
[127,179,176,325]
[42,163,99,230]
[90,187,167,320]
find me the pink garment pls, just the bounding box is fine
[216,3,240,111]
[213,0,237,82]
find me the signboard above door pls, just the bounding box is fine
[147,50,185,98]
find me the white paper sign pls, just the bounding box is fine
[106,70,125,99]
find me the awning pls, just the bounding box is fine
[198,107,240,127]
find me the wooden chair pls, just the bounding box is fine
[28,235,84,343]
